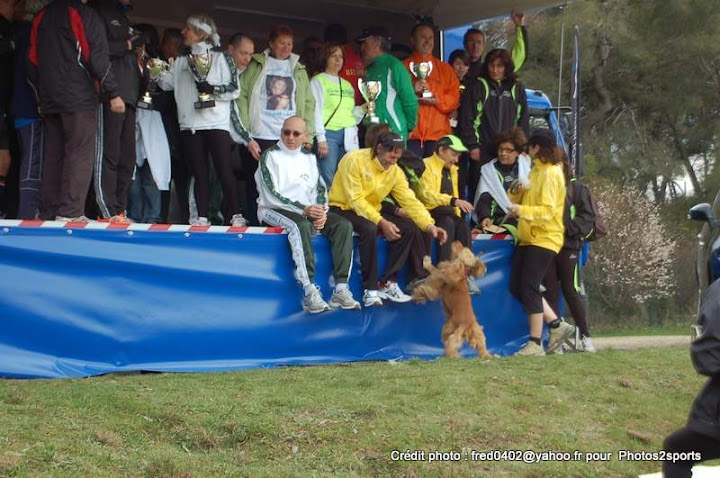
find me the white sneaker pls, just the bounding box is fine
[55,215,92,223]
[191,217,210,226]
[302,285,330,314]
[547,321,575,354]
[328,288,361,310]
[378,281,412,303]
[230,213,248,227]
[362,289,383,308]
[579,336,597,353]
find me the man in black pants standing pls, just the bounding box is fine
[663,279,720,477]
[28,0,124,222]
[90,0,139,223]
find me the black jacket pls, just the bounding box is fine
[28,0,119,115]
[687,279,720,440]
[457,75,529,161]
[562,179,595,250]
[0,15,14,114]
[89,0,139,105]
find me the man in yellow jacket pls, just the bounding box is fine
[329,132,448,307]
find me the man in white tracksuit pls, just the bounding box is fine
[255,116,360,313]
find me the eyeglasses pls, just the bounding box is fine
[498,147,516,154]
[282,130,304,137]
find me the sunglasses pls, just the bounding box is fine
[498,147,517,154]
[282,130,304,137]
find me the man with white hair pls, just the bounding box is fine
[255,116,360,313]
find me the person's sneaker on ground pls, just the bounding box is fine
[579,335,597,353]
[362,289,383,308]
[55,215,92,223]
[516,341,546,356]
[328,288,361,310]
[467,277,481,295]
[547,343,566,355]
[191,217,211,227]
[547,321,575,354]
[230,213,248,228]
[378,281,412,303]
[302,285,330,314]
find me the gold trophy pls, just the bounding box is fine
[138,58,170,109]
[188,52,215,109]
[358,79,382,124]
[409,61,434,98]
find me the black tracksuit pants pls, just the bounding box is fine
[180,129,240,221]
[96,103,136,217]
[544,247,591,337]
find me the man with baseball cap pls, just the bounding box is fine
[355,26,418,143]
[416,135,474,263]
[329,131,447,307]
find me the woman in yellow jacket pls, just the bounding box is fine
[506,130,575,356]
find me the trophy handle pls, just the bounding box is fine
[427,62,433,76]
[409,62,416,75]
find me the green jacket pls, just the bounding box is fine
[363,53,418,142]
[237,50,315,140]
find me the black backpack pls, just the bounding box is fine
[567,180,607,242]
[582,184,607,242]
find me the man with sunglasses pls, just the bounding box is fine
[329,131,448,307]
[255,116,360,313]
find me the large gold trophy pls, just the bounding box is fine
[358,79,382,124]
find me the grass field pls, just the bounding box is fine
[0,346,716,477]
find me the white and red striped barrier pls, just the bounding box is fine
[0,219,511,240]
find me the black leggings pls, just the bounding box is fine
[510,245,556,315]
[663,427,720,478]
[544,248,591,337]
[180,129,239,221]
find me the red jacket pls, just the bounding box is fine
[340,44,365,105]
[403,52,460,143]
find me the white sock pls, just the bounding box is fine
[335,282,349,292]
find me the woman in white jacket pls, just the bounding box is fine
[155,14,247,227]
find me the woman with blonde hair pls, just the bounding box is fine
[155,14,249,227]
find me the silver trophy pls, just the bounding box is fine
[409,61,434,98]
[138,58,170,109]
[188,52,215,109]
[358,79,382,124]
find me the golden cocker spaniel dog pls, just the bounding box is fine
[412,241,490,359]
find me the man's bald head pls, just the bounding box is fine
[281,116,308,150]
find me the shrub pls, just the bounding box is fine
[584,181,678,312]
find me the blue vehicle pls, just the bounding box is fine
[689,199,720,311]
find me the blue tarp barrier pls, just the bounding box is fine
[0,225,529,379]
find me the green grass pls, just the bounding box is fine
[0,347,715,477]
